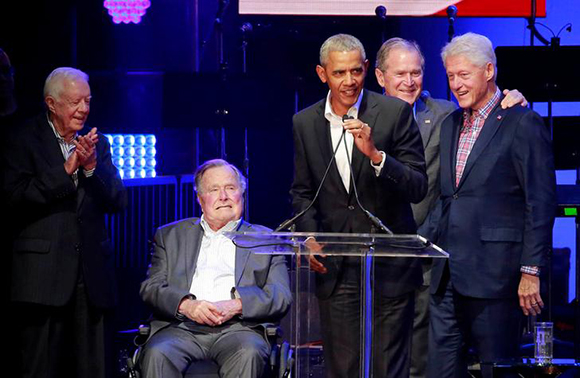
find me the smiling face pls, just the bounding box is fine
[45,78,91,141]
[375,47,423,105]
[316,49,368,115]
[197,165,244,231]
[445,54,495,110]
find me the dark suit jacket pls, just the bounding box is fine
[140,218,292,339]
[4,113,126,308]
[412,93,456,227]
[290,90,427,299]
[431,99,557,299]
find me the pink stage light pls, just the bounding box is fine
[104,1,151,24]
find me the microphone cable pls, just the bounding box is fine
[274,115,352,232]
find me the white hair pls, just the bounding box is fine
[194,159,247,194]
[319,34,366,66]
[441,33,497,79]
[43,67,89,99]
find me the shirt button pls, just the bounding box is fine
[348,205,355,210]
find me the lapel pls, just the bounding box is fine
[441,109,463,192]
[185,219,252,289]
[36,114,67,167]
[351,91,378,193]
[36,114,84,207]
[234,221,252,286]
[455,102,506,190]
[415,97,436,148]
[314,101,349,197]
[185,219,204,289]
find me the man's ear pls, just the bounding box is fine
[45,96,56,113]
[316,65,327,84]
[375,68,385,88]
[485,62,495,82]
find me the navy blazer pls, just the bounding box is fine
[431,100,557,299]
[4,113,127,308]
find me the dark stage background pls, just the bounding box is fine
[2,0,579,375]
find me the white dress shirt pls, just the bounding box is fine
[188,216,241,302]
[323,89,385,192]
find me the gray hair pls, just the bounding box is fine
[375,37,425,72]
[319,34,366,66]
[43,67,89,99]
[194,159,247,194]
[441,33,497,79]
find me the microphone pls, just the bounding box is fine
[240,22,253,34]
[446,5,457,23]
[275,115,352,232]
[341,122,394,235]
[375,5,387,20]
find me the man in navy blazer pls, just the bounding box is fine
[4,67,126,378]
[139,159,292,378]
[426,33,556,378]
[374,37,528,378]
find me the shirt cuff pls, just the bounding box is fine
[83,167,96,177]
[370,151,386,176]
[520,266,541,277]
[176,294,196,320]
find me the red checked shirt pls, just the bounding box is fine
[455,88,501,186]
[455,88,540,277]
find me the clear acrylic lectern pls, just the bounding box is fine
[225,231,448,378]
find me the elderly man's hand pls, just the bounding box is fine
[178,298,224,326]
[343,119,383,164]
[501,89,528,109]
[518,273,544,316]
[213,299,243,323]
[64,150,80,175]
[74,127,99,170]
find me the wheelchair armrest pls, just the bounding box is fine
[133,324,151,347]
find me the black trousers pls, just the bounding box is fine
[318,258,415,378]
[12,278,106,378]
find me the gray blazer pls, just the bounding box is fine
[411,93,456,227]
[140,218,292,338]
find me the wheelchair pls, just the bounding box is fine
[122,323,293,378]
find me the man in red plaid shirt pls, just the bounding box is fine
[426,33,557,378]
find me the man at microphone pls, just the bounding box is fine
[290,34,427,378]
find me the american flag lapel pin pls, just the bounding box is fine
[497,115,502,120]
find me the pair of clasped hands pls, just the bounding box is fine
[64,127,99,175]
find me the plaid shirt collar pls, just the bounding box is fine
[461,87,501,128]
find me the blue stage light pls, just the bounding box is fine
[105,133,157,179]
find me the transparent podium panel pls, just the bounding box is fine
[225,232,449,378]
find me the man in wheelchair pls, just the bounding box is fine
[138,159,292,378]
